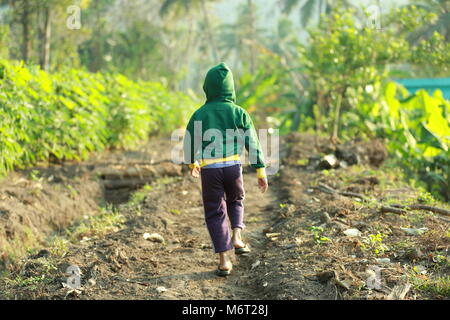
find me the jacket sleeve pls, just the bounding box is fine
[183,112,200,168]
[241,110,266,175]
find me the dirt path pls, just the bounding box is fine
[135,171,276,300]
[0,137,282,300]
[74,171,277,300]
[1,135,448,300]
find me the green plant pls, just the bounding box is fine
[0,59,197,177]
[13,275,49,288]
[29,170,42,182]
[373,84,449,200]
[68,207,125,241]
[127,185,152,207]
[410,274,450,298]
[309,226,331,245]
[361,233,389,256]
[48,237,70,258]
[417,191,437,205]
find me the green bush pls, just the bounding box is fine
[0,60,196,175]
[342,80,449,200]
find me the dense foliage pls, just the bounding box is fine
[354,82,449,200]
[234,5,450,200]
[0,60,196,175]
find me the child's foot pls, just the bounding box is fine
[232,239,246,249]
[216,261,232,277]
[219,260,232,271]
[234,244,251,255]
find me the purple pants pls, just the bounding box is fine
[200,164,245,253]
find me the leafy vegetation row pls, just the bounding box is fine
[0,60,196,175]
[358,82,449,201]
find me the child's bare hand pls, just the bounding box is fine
[190,166,201,178]
[258,177,268,193]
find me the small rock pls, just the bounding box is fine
[400,227,428,236]
[339,160,348,169]
[251,260,261,270]
[343,228,362,237]
[88,278,96,286]
[143,232,165,243]
[375,258,391,264]
[156,286,167,293]
[318,154,339,170]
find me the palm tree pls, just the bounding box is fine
[160,0,220,61]
[404,0,450,42]
[280,0,355,27]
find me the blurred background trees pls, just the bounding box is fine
[1,0,447,90]
[0,0,449,199]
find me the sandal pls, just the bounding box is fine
[234,244,251,255]
[215,264,233,277]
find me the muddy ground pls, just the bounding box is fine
[0,134,448,300]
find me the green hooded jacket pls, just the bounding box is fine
[183,63,265,169]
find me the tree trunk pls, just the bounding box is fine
[21,0,31,63]
[332,93,343,141]
[247,0,256,73]
[90,2,102,72]
[200,0,219,62]
[40,6,52,71]
[182,16,194,90]
[314,86,324,147]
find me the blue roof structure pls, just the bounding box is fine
[395,77,450,100]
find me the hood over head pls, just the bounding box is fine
[203,62,236,103]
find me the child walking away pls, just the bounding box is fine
[183,62,268,277]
